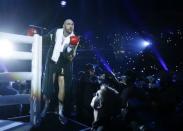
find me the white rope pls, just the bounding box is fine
[0,72,32,82]
[0,32,33,44]
[0,94,30,106]
[8,51,32,60]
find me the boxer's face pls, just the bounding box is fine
[63,19,74,34]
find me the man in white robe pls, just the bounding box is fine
[41,19,79,124]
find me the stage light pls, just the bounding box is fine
[0,39,14,58]
[60,0,67,7]
[142,41,150,47]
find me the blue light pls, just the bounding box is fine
[93,48,113,74]
[142,41,150,47]
[60,1,67,7]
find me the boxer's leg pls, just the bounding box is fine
[58,68,65,117]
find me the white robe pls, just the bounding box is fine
[51,28,74,63]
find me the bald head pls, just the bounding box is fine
[63,19,74,35]
[63,19,74,25]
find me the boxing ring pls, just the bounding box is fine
[0,32,42,125]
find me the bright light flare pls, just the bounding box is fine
[142,41,151,47]
[60,0,67,7]
[0,39,14,58]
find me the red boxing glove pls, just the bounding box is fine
[27,28,37,36]
[70,36,79,46]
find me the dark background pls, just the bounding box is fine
[0,0,182,34]
[0,0,183,74]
